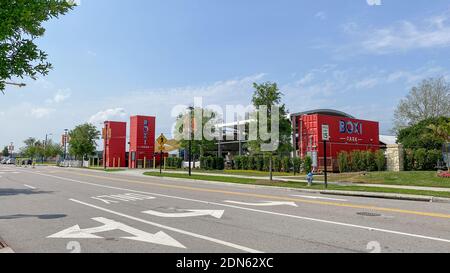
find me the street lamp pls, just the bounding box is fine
[63,129,68,161]
[4,82,26,88]
[187,106,194,176]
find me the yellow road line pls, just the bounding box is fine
[60,169,450,220]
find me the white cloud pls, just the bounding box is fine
[315,11,327,20]
[87,50,97,57]
[358,12,450,54]
[88,108,127,125]
[30,108,54,119]
[46,89,72,104]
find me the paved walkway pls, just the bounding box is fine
[120,169,450,193]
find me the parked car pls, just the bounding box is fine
[6,158,14,165]
[0,158,8,164]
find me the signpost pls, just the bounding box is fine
[322,124,330,189]
[157,134,168,174]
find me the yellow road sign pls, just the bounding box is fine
[157,134,168,147]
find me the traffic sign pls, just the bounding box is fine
[322,124,330,141]
[157,134,168,147]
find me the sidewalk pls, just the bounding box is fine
[126,169,450,193]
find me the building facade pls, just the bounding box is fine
[103,121,127,168]
[292,110,380,172]
[129,115,156,169]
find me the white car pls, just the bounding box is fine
[0,158,7,164]
[6,158,14,165]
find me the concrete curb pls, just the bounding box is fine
[290,188,450,203]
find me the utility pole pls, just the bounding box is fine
[322,124,330,189]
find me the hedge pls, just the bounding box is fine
[337,150,386,173]
[404,149,443,171]
[200,156,225,170]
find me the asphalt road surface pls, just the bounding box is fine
[1,165,450,253]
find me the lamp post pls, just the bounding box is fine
[63,129,68,161]
[187,106,194,176]
[4,82,26,88]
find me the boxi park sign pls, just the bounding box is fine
[340,120,363,135]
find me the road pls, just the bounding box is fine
[1,165,450,253]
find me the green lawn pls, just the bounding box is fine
[88,167,126,172]
[144,172,450,199]
[311,171,450,188]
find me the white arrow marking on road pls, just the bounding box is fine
[24,184,37,190]
[224,201,298,207]
[143,209,225,219]
[48,217,185,249]
[292,195,348,202]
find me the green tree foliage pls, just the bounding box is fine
[68,123,100,161]
[2,146,9,157]
[0,0,75,92]
[397,117,450,150]
[247,82,293,156]
[20,137,43,159]
[176,108,219,160]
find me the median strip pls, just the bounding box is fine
[144,172,450,201]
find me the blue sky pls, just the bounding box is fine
[2,0,450,149]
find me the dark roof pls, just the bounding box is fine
[291,109,355,119]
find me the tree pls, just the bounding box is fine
[247,82,293,180]
[21,137,43,159]
[175,108,219,160]
[397,117,450,150]
[43,140,63,159]
[393,77,450,132]
[68,123,100,162]
[2,146,9,157]
[0,0,75,93]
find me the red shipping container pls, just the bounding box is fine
[129,115,156,169]
[297,114,380,172]
[103,121,127,168]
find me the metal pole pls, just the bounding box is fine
[160,151,163,174]
[324,140,328,189]
[104,124,108,170]
[188,107,194,176]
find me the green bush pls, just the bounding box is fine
[364,151,377,172]
[414,148,427,170]
[337,152,349,173]
[248,156,256,170]
[234,156,242,170]
[404,149,415,171]
[350,151,365,172]
[293,157,302,174]
[426,150,442,170]
[282,157,292,173]
[273,157,281,172]
[304,156,313,174]
[375,150,386,171]
[215,157,225,170]
[256,156,264,171]
[263,156,270,171]
[241,156,249,170]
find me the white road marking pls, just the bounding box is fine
[143,209,225,219]
[225,200,298,207]
[48,217,185,249]
[292,195,348,202]
[25,171,450,245]
[92,193,155,204]
[24,184,37,190]
[70,199,262,253]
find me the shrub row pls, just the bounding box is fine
[166,157,183,169]
[200,156,225,170]
[337,150,386,173]
[404,149,443,171]
[233,155,312,174]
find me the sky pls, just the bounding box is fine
[2,0,450,150]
